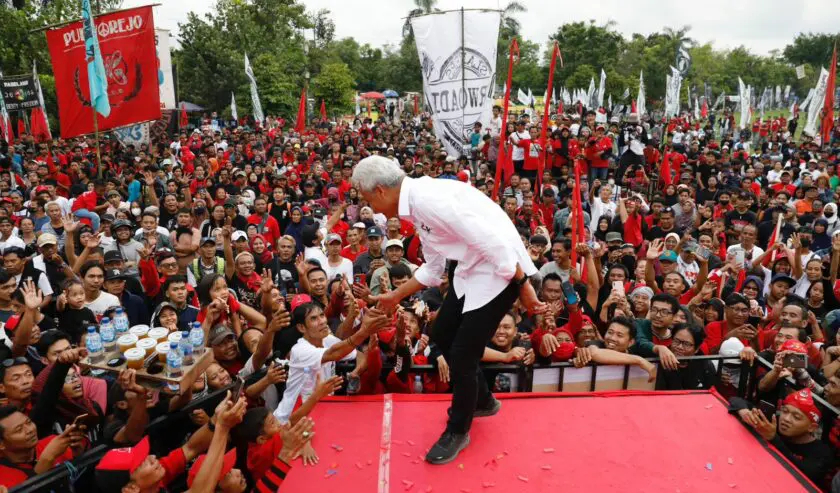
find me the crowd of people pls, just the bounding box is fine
[0,100,838,491]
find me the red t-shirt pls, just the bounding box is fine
[341,245,367,262]
[0,435,74,487]
[71,190,98,212]
[159,447,187,487]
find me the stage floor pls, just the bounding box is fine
[279,391,817,492]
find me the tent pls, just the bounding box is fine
[383,89,399,98]
[359,91,385,100]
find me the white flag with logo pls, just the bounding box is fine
[804,67,829,137]
[596,69,606,108]
[113,123,150,147]
[156,30,177,110]
[410,10,500,157]
[796,65,806,79]
[738,77,749,129]
[231,92,238,121]
[637,71,646,116]
[244,53,264,125]
[587,77,596,107]
[665,66,682,118]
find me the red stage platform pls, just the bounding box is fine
[279,391,818,493]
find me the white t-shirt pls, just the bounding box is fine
[324,257,353,284]
[0,235,25,254]
[510,131,529,161]
[676,257,699,286]
[589,199,617,232]
[304,246,329,270]
[274,335,356,423]
[14,272,53,297]
[238,356,279,410]
[84,292,121,318]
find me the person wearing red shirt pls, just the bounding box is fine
[617,195,646,248]
[341,224,367,262]
[515,126,543,181]
[247,197,282,248]
[771,170,797,196]
[585,126,613,181]
[71,180,107,231]
[701,293,754,355]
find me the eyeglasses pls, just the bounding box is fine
[64,373,80,383]
[649,307,673,317]
[1,357,28,368]
[671,339,695,350]
[159,262,178,269]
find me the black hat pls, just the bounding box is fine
[105,268,127,281]
[104,251,124,264]
[366,226,384,238]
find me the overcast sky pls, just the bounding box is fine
[127,0,840,55]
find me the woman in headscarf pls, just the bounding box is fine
[821,203,839,236]
[250,234,276,277]
[812,218,831,252]
[283,206,306,255]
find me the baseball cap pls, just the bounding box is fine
[385,239,404,250]
[680,172,692,180]
[209,325,236,345]
[719,337,745,357]
[659,250,678,263]
[325,233,342,244]
[783,388,821,424]
[101,213,115,224]
[290,293,313,312]
[770,273,796,287]
[188,449,236,488]
[231,230,248,242]
[200,236,216,246]
[36,233,57,247]
[34,185,49,194]
[95,436,151,493]
[605,232,622,243]
[352,222,366,229]
[104,251,124,264]
[224,198,238,208]
[780,339,808,354]
[367,226,384,238]
[112,219,132,230]
[105,268,127,281]
[106,190,121,198]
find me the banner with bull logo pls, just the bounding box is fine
[45,6,161,138]
[410,9,500,157]
[0,75,39,112]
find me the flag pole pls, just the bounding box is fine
[492,37,519,201]
[93,109,103,179]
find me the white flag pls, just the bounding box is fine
[694,96,700,120]
[800,88,815,113]
[637,71,646,116]
[410,10,501,157]
[804,67,830,137]
[775,85,782,109]
[665,66,682,118]
[517,88,530,106]
[608,94,612,112]
[551,86,557,105]
[355,92,360,115]
[231,92,238,121]
[244,53,264,125]
[596,69,607,108]
[587,77,596,107]
[621,87,630,100]
[0,70,11,144]
[796,65,806,79]
[783,85,791,104]
[527,88,534,107]
[738,78,748,129]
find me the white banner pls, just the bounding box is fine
[587,77,596,108]
[796,65,806,79]
[411,10,500,157]
[804,67,829,137]
[113,122,150,147]
[244,53,264,124]
[231,92,238,121]
[637,71,646,116]
[596,69,606,108]
[155,29,176,110]
[784,85,791,103]
[739,77,749,129]
[665,66,682,118]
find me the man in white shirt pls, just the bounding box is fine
[508,120,529,175]
[352,156,546,465]
[487,105,503,138]
[589,184,617,233]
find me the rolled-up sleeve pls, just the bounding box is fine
[413,247,444,288]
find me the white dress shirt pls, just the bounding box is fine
[398,177,538,312]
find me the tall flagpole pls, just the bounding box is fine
[538,42,561,195]
[492,38,519,201]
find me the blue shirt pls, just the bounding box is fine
[127,180,141,203]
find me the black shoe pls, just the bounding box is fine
[425,431,470,465]
[447,397,502,418]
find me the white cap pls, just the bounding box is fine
[231,230,248,242]
[719,337,745,357]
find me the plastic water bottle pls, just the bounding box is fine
[85,326,103,362]
[179,331,194,366]
[413,375,423,394]
[114,309,129,335]
[189,322,204,355]
[167,341,182,379]
[100,317,116,353]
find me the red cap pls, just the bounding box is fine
[780,339,807,354]
[95,436,150,493]
[188,449,237,487]
[456,170,469,183]
[35,185,50,194]
[290,293,312,312]
[783,388,821,424]
[553,341,576,361]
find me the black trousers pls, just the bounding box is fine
[431,272,519,434]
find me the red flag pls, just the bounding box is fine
[179,102,188,129]
[767,213,783,264]
[570,160,587,280]
[320,100,327,121]
[493,38,520,201]
[413,95,419,114]
[30,108,51,143]
[558,101,564,114]
[822,43,837,146]
[631,100,637,113]
[44,6,160,138]
[701,100,709,118]
[660,153,672,187]
[294,88,307,133]
[16,118,25,138]
[1,116,13,145]
[538,43,561,195]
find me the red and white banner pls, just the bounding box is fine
[46,6,161,138]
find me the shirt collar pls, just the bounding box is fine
[398,177,412,217]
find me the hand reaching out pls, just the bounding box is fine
[21,280,42,310]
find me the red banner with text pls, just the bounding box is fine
[45,6,161,138]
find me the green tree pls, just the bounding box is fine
[549,21,625,79]
[564,64,597,92]
[784,33,840,67]
[312,62,355,114]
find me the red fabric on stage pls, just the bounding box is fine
[280,391,814,492]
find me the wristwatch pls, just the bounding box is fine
[515,275,528,288]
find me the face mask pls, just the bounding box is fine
[194,207,207,215]
[719,200,729,206]
[826,212,835,218]
[131,208,141,216]
[607,179,615,185]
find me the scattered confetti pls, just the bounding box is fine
[355,462,363,469]
[367,460,373,465]
[705,404,714,409]
[331,463,338,469]
[325,469,338,478]
[496,454,505,460]
[407,440,416,446]
[404,482,414,491]
[705,463,713,471]
[331,444,343,452]
[482,482,496,488]
[543,448,555,453]
[393,440,404,445]
[728,484,737,488]
[503,450,509,456]
[517,475,529,482]
[411,460,420,464]
[402,452,412,457]
[484,458,497,468]
[727,457,734,465]
[402,480,413,486]
[458,463,465,470]
[541,465,553,470]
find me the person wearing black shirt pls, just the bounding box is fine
[646,206,679,241]
[223,199,248,231]
[695,175,720,204]
[269,187,292,233]
[724,191,757,244]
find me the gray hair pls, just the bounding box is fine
[351,156,406,193]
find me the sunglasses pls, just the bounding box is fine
[2,357,28,368]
